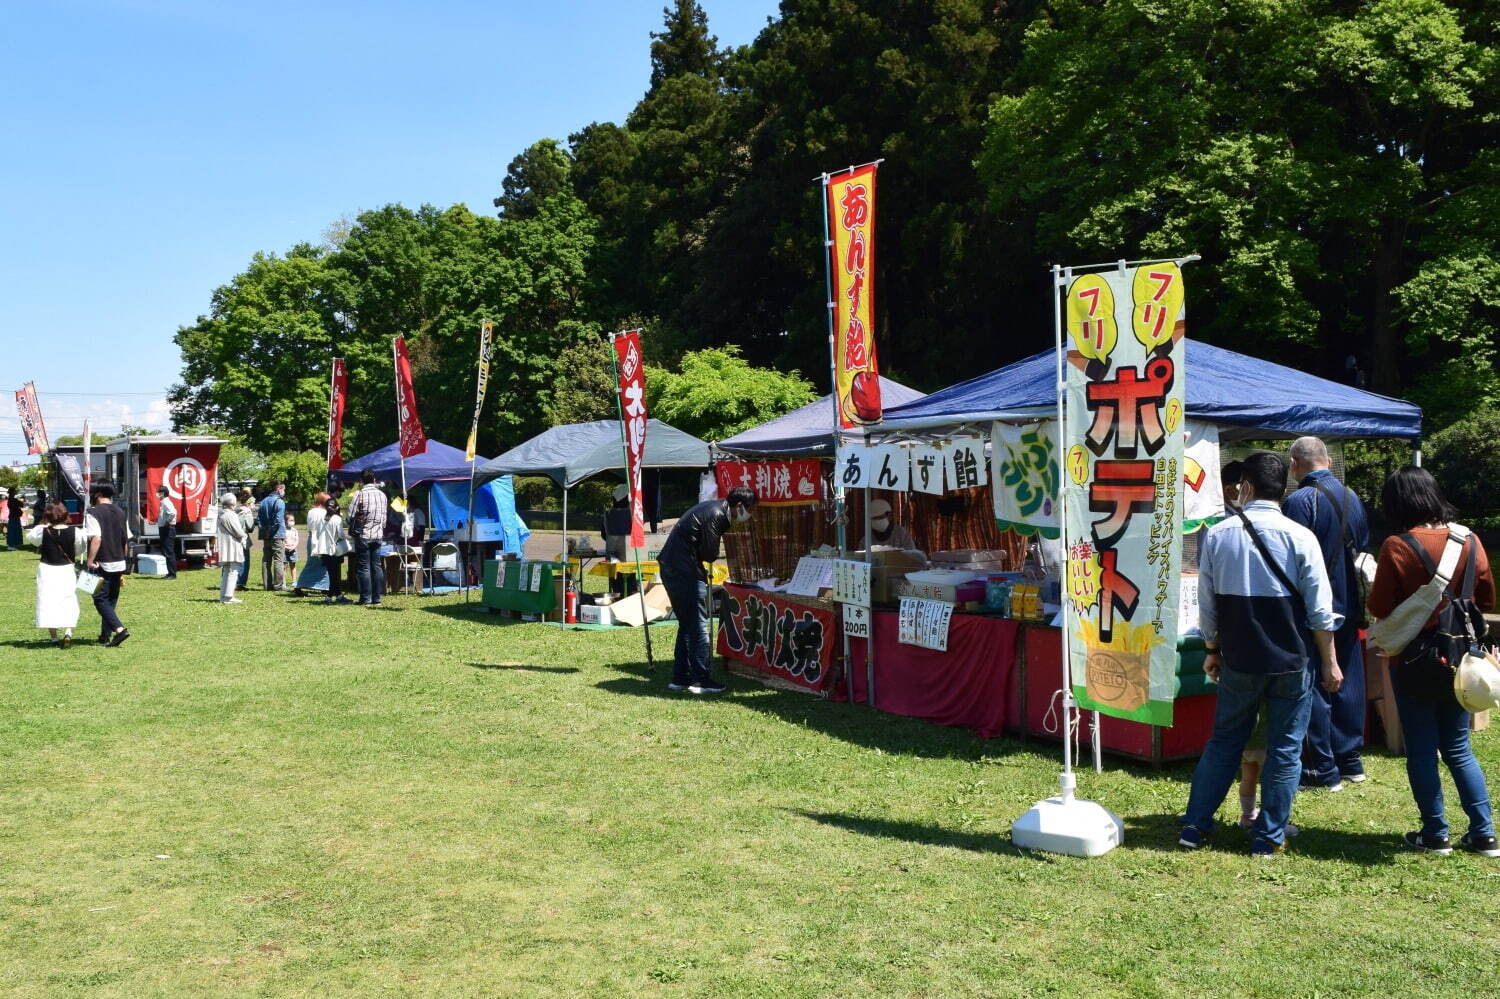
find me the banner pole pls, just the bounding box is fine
[1052,263,1077,804]
[609,330,654,672]
[465,459,476,604]
[560,484,569,631]
[818,171,859,705]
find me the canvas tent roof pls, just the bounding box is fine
[330,439,482,485]
[879,340,1422,440]
[715,377,926,457]
[474,419,710,489]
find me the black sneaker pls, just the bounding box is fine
[107,628,130,648]
[1459,833,1500,858]
[1403,830,1453,855]
[688,682,727,695]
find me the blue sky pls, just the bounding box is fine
[0,0,779,465]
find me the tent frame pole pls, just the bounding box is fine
[560,484,568,630]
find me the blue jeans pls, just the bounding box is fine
[664,577,710,686]
[1184,667,1314,845]
[239,545,252,588]
[1394,689,1494,840]
[1303,623,1366,782]
[354,538,384,604]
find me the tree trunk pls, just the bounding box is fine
[1369,215,1408,395]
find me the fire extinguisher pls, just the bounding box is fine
[565,580,579,624]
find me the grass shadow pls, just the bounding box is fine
[468,662,580,674]
[596,659,1032,761]
[419,603,528,627]
[1124,811,1407,864]
[791,809,1017,855]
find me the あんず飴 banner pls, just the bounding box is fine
[1062,263,1187,727]
[825,163,881,428]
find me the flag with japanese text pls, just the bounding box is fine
[15,382,48,454]
[392,337,427,459]
[612,329,648,548]
[327,358,348,470]
[825,163,882,428]
[991,421,1059,538]
[465,321,494,462]
[1062,263,1187,727]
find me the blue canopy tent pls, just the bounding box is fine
[330,439,478,485]
[716,376,926,457]
[878,340,1422,440]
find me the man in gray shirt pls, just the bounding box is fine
[345,470,389,606]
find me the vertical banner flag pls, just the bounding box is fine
[465,320,494,462]
[1181,420,1223,532]
[82,419,92,499]
[15,382,49,454]
[825,163,882,427]
[327,358,348,470]
[1063,263,1187,727]
[613,330,648,548]
[392,337,427,458]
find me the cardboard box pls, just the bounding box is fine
[849,549,925,605]
[579,603,614,626]
[137,553,169,577]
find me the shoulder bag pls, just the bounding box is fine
[1366,526,1469,658]
[1309,478,1375,627]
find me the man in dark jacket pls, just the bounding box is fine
[658,486,757,694]
[1284,436,1370,790]
[256,481,288,591]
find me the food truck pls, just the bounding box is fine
[51,435,224,567]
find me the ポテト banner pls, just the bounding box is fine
[393,337,427,459]
[465,320,493,462]
[327,358,348,470]
[714,459,822,505]
[825,163,881,428]
[1063,263,1187,727]
[612,329,648,548]
[145,444,218,523]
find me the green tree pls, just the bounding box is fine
[493,139,572,219]
[262,450,329,509]
[646,345,816,442]
[1426,409,1500,525]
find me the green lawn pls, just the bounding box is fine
[1,550,1497,997]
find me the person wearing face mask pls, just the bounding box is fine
[866,498,917,550]
[657,485,758,694]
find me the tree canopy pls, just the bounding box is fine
[173,0,1496,461]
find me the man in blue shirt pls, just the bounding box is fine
[1283,437,1370,790]
[256,480,288,591]
[1181,452,1343,857]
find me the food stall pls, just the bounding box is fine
[875,338,1424,762]
[473,418,710,622]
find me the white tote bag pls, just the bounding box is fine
[1365,526,1469,658]
[76,570,103,596]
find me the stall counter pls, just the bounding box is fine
[483,559,563,619]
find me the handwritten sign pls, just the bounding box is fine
[910,444,945,495]
[897,596,955,652]
[786,556,834,597]
[831,558,872,607]
[944,438,987,491]
[843,603,871,639]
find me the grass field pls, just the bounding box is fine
[2,549,1498,997]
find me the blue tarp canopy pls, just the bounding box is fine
[715,377,927,457]
[330,439,481,485]
[429,477,530,554]
[879,340,1422,440]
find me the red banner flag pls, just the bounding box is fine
[15,382,49,454]
[392,337,427,459]
[612,330,648,549]
[145,444,218,523]
[825,163,882,428]
[327,357,348,470]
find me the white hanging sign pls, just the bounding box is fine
[843,603,871,639]
[786,555,833,596]
[835,445,872,490]
[868,444,910,492]
[944,438,987,491]
[909,444,946,495]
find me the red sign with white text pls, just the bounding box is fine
[613,330,648,548]
[145,445,218,523]
[328,357,348,470]
[15,382,49,455]
[715,460,823,506]
[393,337,427,459]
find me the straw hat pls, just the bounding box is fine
[1455,650,1500,714]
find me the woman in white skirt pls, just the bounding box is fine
[26,501,84,647]
[217,492,249,604]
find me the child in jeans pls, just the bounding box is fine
[282,512,299,589]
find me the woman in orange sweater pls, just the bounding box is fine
[1367,466,1497,857]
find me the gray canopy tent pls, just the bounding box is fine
[473,418,712,595]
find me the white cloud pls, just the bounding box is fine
[0,396,174,464]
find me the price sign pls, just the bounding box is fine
[831,558,872,608]
[843,603,871,639]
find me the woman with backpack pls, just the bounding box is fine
[1367,466,1497,857]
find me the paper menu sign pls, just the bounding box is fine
[786,556,834,597]
[844,603,871,639]
[897,596,954,651]
[831,558,872,607]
